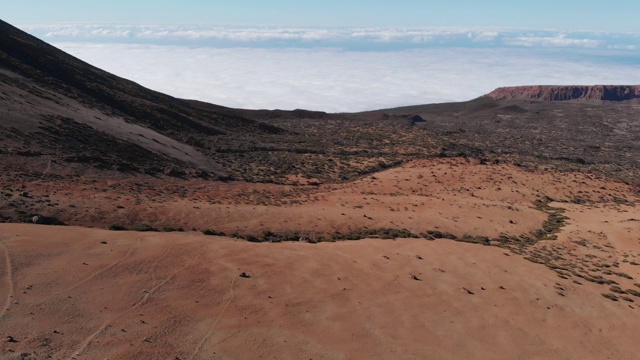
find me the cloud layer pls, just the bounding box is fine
[53,42,640,112]
[21,23,639,112]
[22,24,640,51]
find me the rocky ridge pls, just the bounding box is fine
[487,85,640,101]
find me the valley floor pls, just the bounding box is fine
[1,222,639,359]
[1,159,640,359]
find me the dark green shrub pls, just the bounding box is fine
[626,289,640,297]
[610,286,626,294]
[456,234,491,245]
[202,229,226,236]
[131,224,158,232]
[421,230,457,240]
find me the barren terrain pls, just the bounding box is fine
[2,160,640,359]
[2,17,640,359]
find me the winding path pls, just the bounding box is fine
[69,246,206,359]
[63,237,142,293]
[189,273,237,360]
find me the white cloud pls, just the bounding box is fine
[504,34,604,48]
[20,24,639,51]
[608,44,639,50]
[52,43,640,112]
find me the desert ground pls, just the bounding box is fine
[2,159,640,359]
[3,20,640,359]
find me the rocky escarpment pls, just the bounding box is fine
[487,85,640,101]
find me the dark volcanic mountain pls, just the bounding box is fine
[0,19,287,178]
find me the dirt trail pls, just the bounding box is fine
[0,240,14,320]
[69,246,206,359]
[63,237,141,295]
[189,274,236,360]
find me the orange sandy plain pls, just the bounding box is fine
[1,159,640,359]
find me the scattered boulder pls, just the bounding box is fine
[6,336,19,343]
[31,215,65,226]
[410,115,426,124]
[463,287,475,295]
[31,215,45,224]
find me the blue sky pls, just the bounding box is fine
[4,0,640,33]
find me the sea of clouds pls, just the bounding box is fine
[21,24,640,112]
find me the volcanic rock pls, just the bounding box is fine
[487,85,640,101]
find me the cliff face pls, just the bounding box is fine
[487,85,640,101]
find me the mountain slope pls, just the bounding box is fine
[0,19,287,177]
[0,19,438,184]
[360,94,640,185]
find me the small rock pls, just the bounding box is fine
[463,287,475,295]
[411,275,422,281]
[239,272,252,279]
[6,336,19,343]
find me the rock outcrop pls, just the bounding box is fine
[32,215,66,226]
[487,85,640,101]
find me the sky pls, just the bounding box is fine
[4,1,640,32]
[3,1,640,111]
